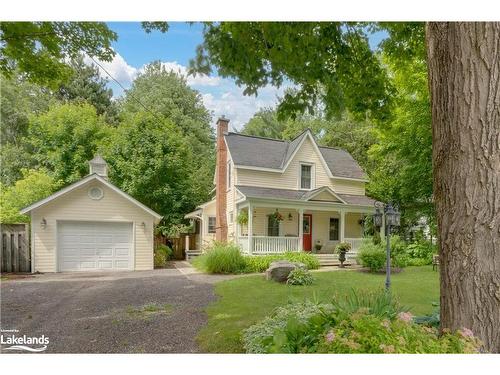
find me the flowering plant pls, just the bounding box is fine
[272,210,284,221]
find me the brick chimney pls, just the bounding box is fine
[215,116,229,242]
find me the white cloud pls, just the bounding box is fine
[84,53,138,85]
[85,53,289,129]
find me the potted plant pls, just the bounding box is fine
[335,242,352,268]
[314,240,323,253]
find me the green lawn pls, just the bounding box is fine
[197,266,439,353]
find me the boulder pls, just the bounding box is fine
[265,260,306,282]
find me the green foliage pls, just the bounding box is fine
[0,22,117,88]
[242,301,334,353]
[331,289,403,319]
[56,56,119,124]
[192,23,394,121]
[0,169,60,223]
[286,268,314,286]
[335,242,352,253]
[243,291,480,354]
[357,240,386,272]
[154,249,167,268]
[236,210,248,225]
[103,112,199,229]
[406,241,436,262]
[27,103,112,184]
[243,252,320,273]
[316,312,480,354]
[193,242,247,274]
[156,244,173,261]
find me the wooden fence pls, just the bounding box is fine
[154,234,196,260]
[1,224,31,273]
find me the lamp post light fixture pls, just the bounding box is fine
[373,201,401,291]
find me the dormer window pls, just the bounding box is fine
[300,163,312,190]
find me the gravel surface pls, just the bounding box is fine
[0,266,226,353]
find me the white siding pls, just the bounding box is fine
[31,181,155,272]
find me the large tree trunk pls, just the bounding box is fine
[426,22,500,353]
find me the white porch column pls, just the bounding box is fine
[298,208,304,251]
[248,203,253,255]
[340,210,345,243]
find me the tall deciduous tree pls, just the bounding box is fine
[191,21,499,352]
[56,56,119,124]
[426,22,500,352]
[27,103,112,184]
[103,112,204,228]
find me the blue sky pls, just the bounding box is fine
[91,22,387,130]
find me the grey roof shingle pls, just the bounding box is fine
[236,185,375,207]
[225,130,367,180]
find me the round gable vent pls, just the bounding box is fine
[88,186,104,200]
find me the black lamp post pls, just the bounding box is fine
[373,201,401,290]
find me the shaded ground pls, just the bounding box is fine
[0,262,237,353]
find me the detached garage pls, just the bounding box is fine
[20,156,162,273]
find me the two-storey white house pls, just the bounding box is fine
[185,117,376,255]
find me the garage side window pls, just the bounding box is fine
[208,216,216,233]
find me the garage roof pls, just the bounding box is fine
[20,174,162,220]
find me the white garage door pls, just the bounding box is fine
[58,221,133,271]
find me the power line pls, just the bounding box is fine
[87,55,165,124]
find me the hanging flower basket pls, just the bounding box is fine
[272,210,284,222]
[237,210,248,225]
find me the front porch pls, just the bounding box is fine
[235,203,371,257]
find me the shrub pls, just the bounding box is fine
[243,293,481,354]
[357,240,386,272]
[390,235,407,258]
[242,302,334,353]
[243,252,320,273]
[156,244,173,260]
[331,289,404,319]
[316,311,481,353]
[154,249,167,267]
[287,268,314,286]
[407,257,431,266]
[407,241,436,262]
[193,242,246,274]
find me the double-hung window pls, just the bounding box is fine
[329,218,339,241]
[208,216,216,233]
[267,215,280,237]
[300,164,312,190]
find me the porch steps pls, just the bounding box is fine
[313,254,340,266]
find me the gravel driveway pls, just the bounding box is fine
[0,263,230,353]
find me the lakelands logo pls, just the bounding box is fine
[1,329,49,352]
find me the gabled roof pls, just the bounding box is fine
[224,129,368,181]
[235,185,376,207]
[20,174,162,220]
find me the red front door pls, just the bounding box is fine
[302,214,312,251]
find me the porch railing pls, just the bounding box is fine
[253,236,300,254]
[239,236,300,254]
[344,237,364,254]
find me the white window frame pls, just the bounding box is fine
[207,216,216,234]
[299,162,314,190]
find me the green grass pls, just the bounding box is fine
[197,266,439,353]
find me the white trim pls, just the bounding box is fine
[234,164,282,173]
[20,174,162,220]
[298,161,315,190]
[282,130,334,178]
[30,212,35,273]
[305,186,348,204]
[238,197,375,212]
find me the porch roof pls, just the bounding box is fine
[235,185,376,207]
